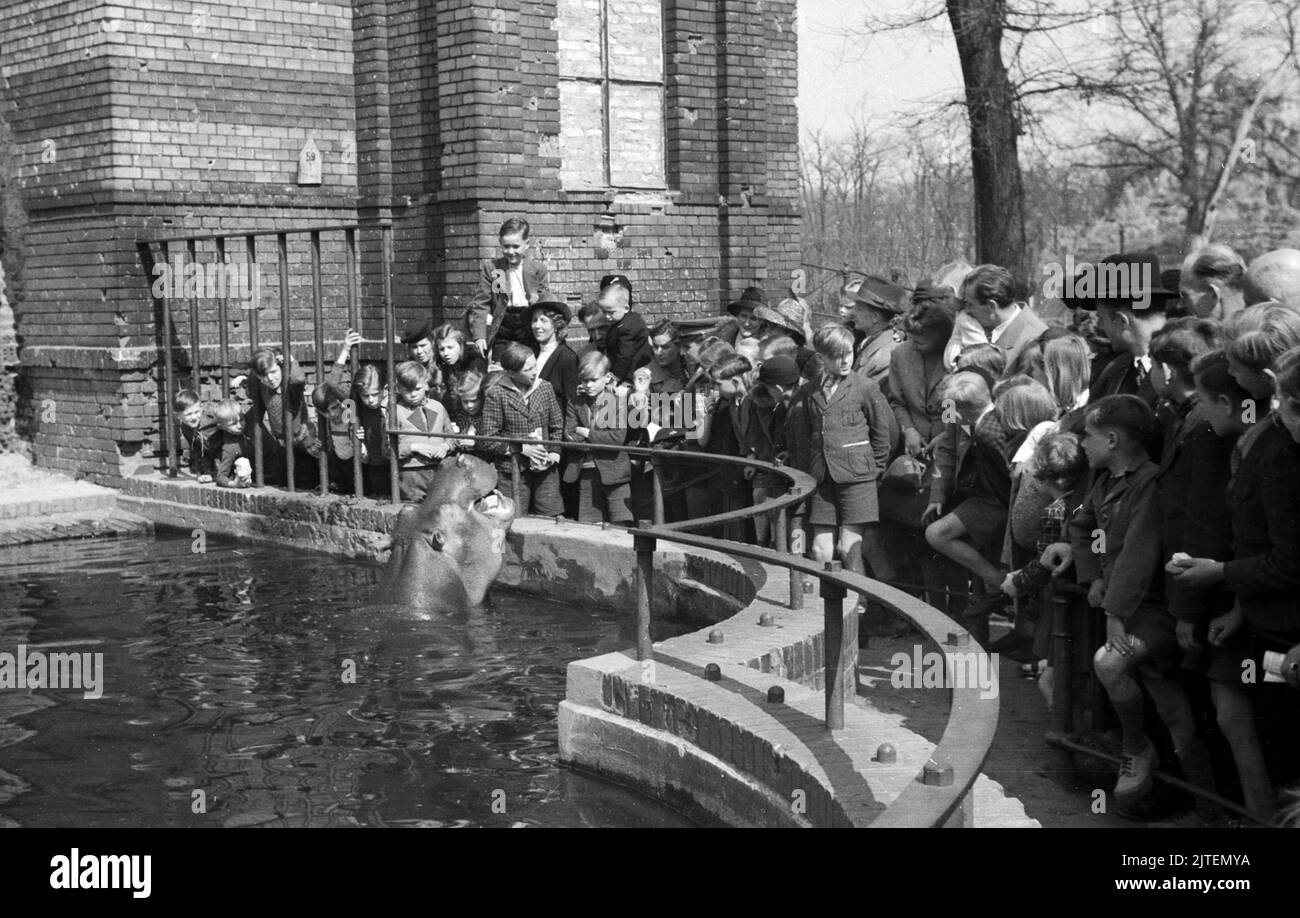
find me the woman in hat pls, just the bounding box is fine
[754,296,812,347]
[529,296,578,423]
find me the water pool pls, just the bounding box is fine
[0,532,693,828]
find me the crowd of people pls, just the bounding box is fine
[171,218,1300,824]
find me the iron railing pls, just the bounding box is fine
[145,221,998,827]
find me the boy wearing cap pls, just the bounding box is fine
[851,276,907,389]
[467,217,551,362]
[598,276,652,384]
[1081,253,1174,410]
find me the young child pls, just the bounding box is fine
[1040,395,1197,807]
[479,342,564,517]
[787,323,894,600]
[313,328,365,493]
[696,353,755,540]
[447,365,490,465]
[564,350,633,524]
[432,323,487,417]
[243,347,322,489]
[737,354,800,546]
[597,278,652,384]
[352,362,391,498]
[210,398,252,489]
[953,342,1007,393]
[172,388,215,482]
[391,360,450,502]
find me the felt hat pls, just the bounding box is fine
[1068,252,1179,312]
[753,297,810,345]
[727,285,767,316]
[526,295,572,325]
[852,274,911,314]
[400,317,433,345]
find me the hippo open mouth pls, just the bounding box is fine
[475,488,514,521]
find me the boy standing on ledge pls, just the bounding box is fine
[466,217,551,363]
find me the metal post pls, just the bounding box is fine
[1049,591,1073,738]
[510,448,521,507]
[821,560,846,730]
[633,521,656,661]
[186,238,200,398]
[277,232,294,492]
[247,234,264,488]
[775,505,800,610]
[789,508,805,609]
[159,241,178,477]
[310,230,328,497]
[345,228,363,498]
[382,225,400,503]
[651,462,664,526]
[215,237,230,398]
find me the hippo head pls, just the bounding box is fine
[382,455,516,612]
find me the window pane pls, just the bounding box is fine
[558,80,605,189]
[609,83,665,188]
[608,0,664,82]
[556,0,603,79]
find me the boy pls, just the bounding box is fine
[1041,395,1197,806]
[597,276,652,384]
[564,350,633,524]
[172,388,215,482]
[738,354,800,546]
[210,398,252,489]
[242,348,322,489]
[466,217,551,361]
[788,323,894,599]
[479,342,564,517]
[924,371,1014,631]
[392,360,450,502]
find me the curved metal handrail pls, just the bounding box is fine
[391,425,998,827]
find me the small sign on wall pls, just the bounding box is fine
[297,137,322,185]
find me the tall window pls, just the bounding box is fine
[556,0,666,190]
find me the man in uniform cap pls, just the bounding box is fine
[850,275,908,390]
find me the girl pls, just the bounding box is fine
[352,362,391,498]
[432,323,487,417]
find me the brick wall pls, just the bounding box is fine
[2,0,800,482]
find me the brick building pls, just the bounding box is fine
[0,0,800,484]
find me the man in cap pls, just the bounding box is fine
[1077,252,1177,409]
[728,286,769,343]
[850,275,907,389]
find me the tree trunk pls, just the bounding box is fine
[946,0,1029,291]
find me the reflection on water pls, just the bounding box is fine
[0,533,692,827]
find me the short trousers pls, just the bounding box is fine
[950,493,1008,552]
[808,478,879,527]
[1118,604,1182,678]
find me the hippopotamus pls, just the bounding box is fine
[376,454,516,614]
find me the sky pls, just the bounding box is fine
[797,0,964,140]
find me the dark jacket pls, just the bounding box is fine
[244,355,321,456]
[1069,459,1164,620]
[465,255,550,346]
[564,386,632,486]
[1224,416,1300,633]
[1155,398,1235,624]
[887,340,948,443]
[212,430,249,488]
[605,311,653,383]
[179,414,218,475]
[536,342,578,424]
[790,372,893,485]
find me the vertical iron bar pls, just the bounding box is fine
[775,504,798,610]
[247,234,264,488]
[159,241,178,477]
[634,522,655,661]
[821,560,846,730]
[277,232,294,492]
[310,230,328,496]
[216,237,230,398]
[383,224,400,503]
[651,461,664,525]
[346,228,363,497]
[186,238,200,397]
[789,507,805,609]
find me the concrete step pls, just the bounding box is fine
[0,509,153,547]
[0,482,119,520]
